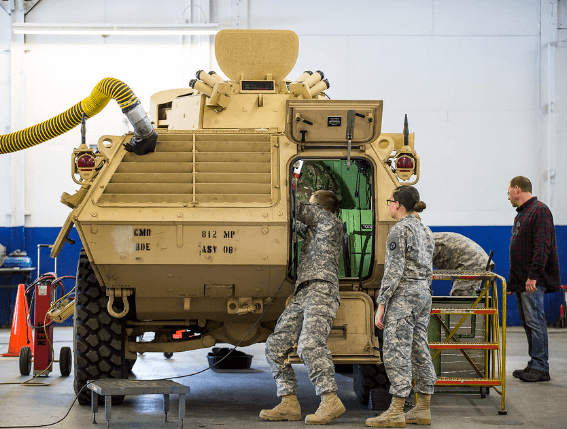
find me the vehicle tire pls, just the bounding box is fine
[19,346,32,376]
[60,346,72,376]
[164,352,173,359]
[74,249,128,405]
[353,363,391,406]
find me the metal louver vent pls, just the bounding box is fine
[97,131,277,206]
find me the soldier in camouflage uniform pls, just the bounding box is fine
[366,186,437,428]
[433,232,494,296]
[260,190,346,425]
[295,161,342,203]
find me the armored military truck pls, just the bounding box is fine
[49,29,421,405]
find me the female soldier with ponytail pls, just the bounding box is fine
[366,186,437,428]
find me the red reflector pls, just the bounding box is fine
[77,155,95,169]
[396,156,414,169]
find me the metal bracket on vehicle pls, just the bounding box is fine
[227,297,263,315]
[107,288,133,318]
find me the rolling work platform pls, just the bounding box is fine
[430,270,507,415]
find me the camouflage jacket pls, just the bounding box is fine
[295,202,343,290]
[296,162,342,203]
[433,232,493,271]
[377,214,434,315]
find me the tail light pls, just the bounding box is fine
[77,154,95,171]
[396,156,414,170]
[395,155,416,181]
[73,151,98,184]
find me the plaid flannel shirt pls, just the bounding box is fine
[508,197,560,293]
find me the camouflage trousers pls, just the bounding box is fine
[451,279,480,296]
[265,281,339,397]
[383,292,437,398]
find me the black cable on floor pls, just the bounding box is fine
[0,267,292,428]
[0,383,89,429]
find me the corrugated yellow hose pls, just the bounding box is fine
[0,77,156,155]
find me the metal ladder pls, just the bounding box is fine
[429,270,507,415]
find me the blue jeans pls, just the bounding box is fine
[516,286,549,372]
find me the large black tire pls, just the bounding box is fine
[353,363,391,406]
[74,250,128,405]
[353,324,392,406]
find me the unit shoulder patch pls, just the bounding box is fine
[387,229,404,256]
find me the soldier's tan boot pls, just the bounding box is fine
[404,394,431,425]
[259,394,302,421]
[365,396,406,428]
[305,392,346,425]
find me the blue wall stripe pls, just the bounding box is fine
[1,225,566,328]
[429,226,566,327]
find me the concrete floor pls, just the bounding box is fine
[0,326,566,429]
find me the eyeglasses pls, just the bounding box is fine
[386,199,398,206]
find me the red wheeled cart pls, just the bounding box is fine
[19,245,74,377]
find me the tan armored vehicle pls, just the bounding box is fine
[48,29,420,405]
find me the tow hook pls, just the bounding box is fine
[107,288,134,318]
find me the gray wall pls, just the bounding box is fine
[0,0,565,229]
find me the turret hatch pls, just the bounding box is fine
[215,29,299,83]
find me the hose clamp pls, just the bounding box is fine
[125,103,154,139]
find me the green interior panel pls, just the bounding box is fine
[290,159,374,280]
[342,209,373,278]
[319,160,372,210]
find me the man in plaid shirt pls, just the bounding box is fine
[507,176,560,382]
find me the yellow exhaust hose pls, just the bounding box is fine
[0,78,141,155]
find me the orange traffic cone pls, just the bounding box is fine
[2,284,34,357]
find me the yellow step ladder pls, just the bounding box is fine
[429,270,507,415]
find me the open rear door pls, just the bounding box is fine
[285,100,383,145]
